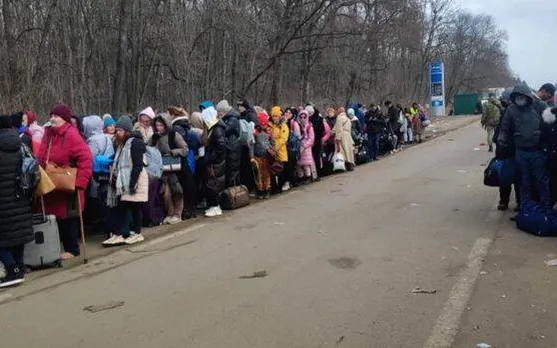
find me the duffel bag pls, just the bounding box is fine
[220,185,250,210]
[515,200,557,237]
[483,158,501,187]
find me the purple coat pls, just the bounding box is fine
[298,122,315,166]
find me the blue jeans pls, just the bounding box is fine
[516,150,550,207]
[0,245,24,267]
[368,133,380,160]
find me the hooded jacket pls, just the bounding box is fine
[239,100,257,124]
[349,102,365,126]
[498,85,548,151]
[221,109,242,183]
[0,128,34,248]
[82,115,115,158]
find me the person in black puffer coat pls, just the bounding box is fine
[203,108,227,217]
[0,115,33,288]
[216,100,242,187]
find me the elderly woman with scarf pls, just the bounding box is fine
[332,107,355,171]
[133,106,156,144]
[296,110,315,184]
[151,114,189,225]
[103,116,148,246]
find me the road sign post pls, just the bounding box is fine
[430,61,445,117]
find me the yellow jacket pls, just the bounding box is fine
[270,121,289,162]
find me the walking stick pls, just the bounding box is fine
[76,191,88,264]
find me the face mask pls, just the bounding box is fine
[515,97,528,107]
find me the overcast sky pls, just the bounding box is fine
[457,0,557,89]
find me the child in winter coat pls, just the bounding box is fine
[251,112,272,199]
[296,110,315,183]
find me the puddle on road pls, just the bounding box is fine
[328,257,362,270]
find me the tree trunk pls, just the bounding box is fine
[113,0,132,113]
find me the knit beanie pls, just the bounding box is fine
[271,106,282,117]
[139,106,156,120]
[347,108,356,118]
[104,116,116,128]
[115,116,133,132]
[305,105,315,116]
[257,112,269,127]
[216,100,232,113]
[50,103,73,123]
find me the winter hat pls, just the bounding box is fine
[104,116,116,128]
[202,106,218,128]
[347,108,356,118]
[50,103,73,123]
[10,112,24,128]
[305,105,315,116]
[237,99,251,109]
[115,116,133,132]
[257,112,269,127]
[216,100,232,114]
[199,100,214,111]
[271,106,282,117]
[139,106,156,120]
[540,83,556,96]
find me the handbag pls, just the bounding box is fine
[333,151,346,172]
[35,166,56,197]
[44,137,77,193]
[220,184,250,210]
[162,156,182,172]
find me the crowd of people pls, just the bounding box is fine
[482,83,557,214]
[0,99,431,288]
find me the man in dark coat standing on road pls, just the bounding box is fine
[0,115,33,288]
[497,85,550,208]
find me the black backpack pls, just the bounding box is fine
[18,143,40,202]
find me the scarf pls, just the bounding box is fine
[107,138,134,207]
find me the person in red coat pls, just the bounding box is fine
[36,104,92,260]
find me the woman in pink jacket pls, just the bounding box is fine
[296,110,315,184]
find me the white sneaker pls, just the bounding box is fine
[167,216,181,225]
[205,206,223,217]
[282,182,291,191]
[102,234,126,246]
[125,233,145,245]
[163,216,172,225]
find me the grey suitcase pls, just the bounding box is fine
[24,214,63,268]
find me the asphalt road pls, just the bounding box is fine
[2,121,546,348]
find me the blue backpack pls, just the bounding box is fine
[287,120,301,159]
[515,200,557,237]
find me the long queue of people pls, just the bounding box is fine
[0,99,430,288]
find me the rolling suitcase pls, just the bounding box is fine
[24,213,63,268]
[142,179,165,227]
